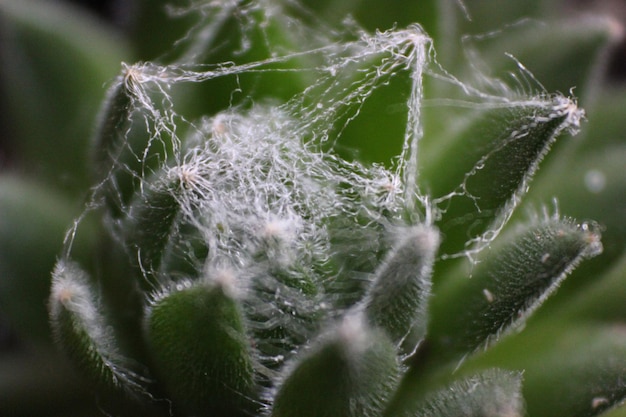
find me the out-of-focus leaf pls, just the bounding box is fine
[460,322,626,417]
[558,252,626,322]
[0,175,84,344]
[392,369,524,417]
[576,85,626,152]
[520,325,626,417]
[458,16,621,104]
[0,0,130,194]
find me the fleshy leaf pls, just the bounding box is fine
[271,314,399,417]
[361,225,439,349]
[428,217,602,361]
[521,91,626,304]
[91,66,136,183]
[48,260,146,394]
[422,95,583,256]
[120,164,194,286]
[145,273,257,417]
[92,64,178,216]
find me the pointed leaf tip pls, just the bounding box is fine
[49,260,145,393]
[272,314,400,417]
[145,277,256,417]
[363,225,439,348]
[427,95,584,256]
[430,217,601,360]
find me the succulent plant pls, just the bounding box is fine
[1,1,626,417]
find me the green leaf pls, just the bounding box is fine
[145,274,257,417]
[91,63,179,216]
[91,67,135,184]
[120,165,189,286]
[361,225,439,349]
[421,95,583,256]
[519,86,626,307]
[428,217,602,361]
[49,260,146,394]
[272,314,399,417]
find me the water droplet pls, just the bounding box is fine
[584,169,606,193]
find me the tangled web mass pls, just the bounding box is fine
[71,10,583,376]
